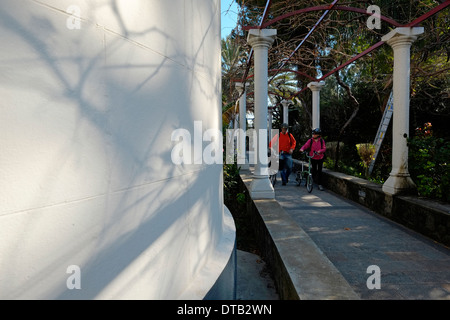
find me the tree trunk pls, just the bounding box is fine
[334,71,360,169]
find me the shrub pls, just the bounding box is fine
[223,163,258,252]
[356,143,376,177]
[408,123,450,202]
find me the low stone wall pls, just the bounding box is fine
[320,167,450,247]
[239,171,360,300]
[238,165,449,299]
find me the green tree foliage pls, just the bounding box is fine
[222,35,246,102]
[408,123,450,202]
[224,0,449,201]
[222,35,248,126]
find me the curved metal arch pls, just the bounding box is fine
[239,1,450,101]
[245,68,316,81]
[243,5,402,30]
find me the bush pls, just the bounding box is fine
[325,141,344,161]
[324,140,388,184]
[223,163,241,202]
[356,143,376,177]
[223,163,259,253]
[408,123,450,202]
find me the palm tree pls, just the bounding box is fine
[222,35,246,126]
[268,70,302,127]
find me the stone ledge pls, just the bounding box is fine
[239,171,360,300]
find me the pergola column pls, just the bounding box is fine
[281,99,291,125]
[247,28,277,199]
[382,27,424,195]
[307,81,325,129]
[268,106,273,137]
[236,82,249,170]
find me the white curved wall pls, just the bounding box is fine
[0,0,234,299]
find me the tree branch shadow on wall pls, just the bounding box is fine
[0,1,225,300]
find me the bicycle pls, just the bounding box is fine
[268,149,279,186]
[295,151,315,193]
[269,171,277,186]
[269,150,288,187]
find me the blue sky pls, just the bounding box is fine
[221,0,239,39]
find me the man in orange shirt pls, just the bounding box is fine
[269,123,296,185]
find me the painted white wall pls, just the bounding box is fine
[0,0,234,299]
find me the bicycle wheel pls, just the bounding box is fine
[306,173,313,193]
[270,173,276,186]
[295,171,302,186]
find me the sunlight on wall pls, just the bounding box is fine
[0,0,234,300]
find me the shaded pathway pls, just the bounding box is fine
[273,177,450,299]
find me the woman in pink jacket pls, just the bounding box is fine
[299,128,327,190]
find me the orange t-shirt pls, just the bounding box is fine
[269,132,296,153]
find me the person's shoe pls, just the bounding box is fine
[282,181,286,186]
[319,185,324,191]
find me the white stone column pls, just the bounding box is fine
[268,106,274,145]
[247,28,277,199]
[307,81,325,129]
[281,99,291,125]
[382,27,424,195]
[236,82,249,170]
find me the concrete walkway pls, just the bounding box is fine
[274,177,450,300]
[236,250,279,300]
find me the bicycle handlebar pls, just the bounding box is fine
[301,151,318,158]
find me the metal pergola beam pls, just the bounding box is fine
[305,1,450,89]
[234,68,316,82]
[406,0,450,27]
[240,0,273,84]
[236,0,450,102]
[268,0,339,85]
[243,5,403,30]
[318,40,385,82]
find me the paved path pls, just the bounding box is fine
[273,176,450,300]
[236,250,279,300]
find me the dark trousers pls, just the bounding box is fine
[311,159,323,185]
[279,153,293,183]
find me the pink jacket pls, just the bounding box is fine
[300,138,326,160]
